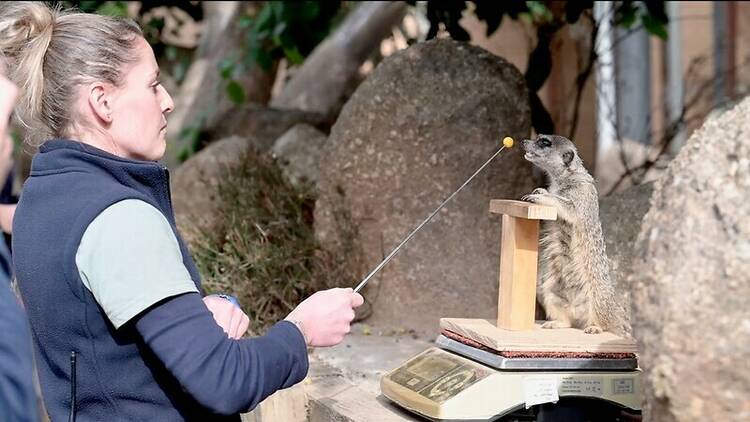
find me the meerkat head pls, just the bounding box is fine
[522,134,584,177]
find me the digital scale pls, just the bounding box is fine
[378,200,642,421]
[381,332,641,421]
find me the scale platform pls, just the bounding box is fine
[435,335,638,371]
[381,319,642,421]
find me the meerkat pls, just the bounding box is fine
[521,134,631,336]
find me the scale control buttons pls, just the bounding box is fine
[612,378,635,395]
[388,349,490,404]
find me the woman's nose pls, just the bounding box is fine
[160,85,175,114]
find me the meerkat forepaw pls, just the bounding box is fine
[583,325,602,334]
[541,320,571,329]
[522,193,541,203]
[522,188,547,202]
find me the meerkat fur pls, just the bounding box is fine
[521,134,631,336]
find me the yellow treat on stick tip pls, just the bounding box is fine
[503,136,514,148]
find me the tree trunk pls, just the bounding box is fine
[271,1,408,119]
[165,2,276,168]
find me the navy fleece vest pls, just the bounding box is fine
[13,140,230,421]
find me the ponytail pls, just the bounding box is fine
[0,2,142,146]
[0,2,57,142]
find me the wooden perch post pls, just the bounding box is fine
[490,200,557,331]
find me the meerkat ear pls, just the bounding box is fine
[563,151,575,166]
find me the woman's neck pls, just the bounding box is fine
[68,126,124,159]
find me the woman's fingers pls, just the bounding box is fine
[228,306,244,339]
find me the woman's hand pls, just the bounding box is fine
[284,288,364,347]
[0,204,15,234]
[203,295,250,340]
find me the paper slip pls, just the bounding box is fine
[522,376,560,409]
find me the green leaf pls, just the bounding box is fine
[250,47,274,72]
[616,2,638,28]
[219,58,236,80]
[270,2,286,22]
[254,4,276,32]
[295,2,321,21]
[525,1,553,23]
[226,80,246,104]
[173,59,189,84]
[179,124,200,144]
[77,1,101,13]
[272,21,288,39]
[144,16,165,32]
[283,46,304,65]
[641,13,668,39]
[95,1,129,17]
[239,15,254,29]
[165,45,178,62]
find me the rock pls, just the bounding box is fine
[171,135,252,243]
[630,97,750,421]
[599,182,655,308]
[314,38,533,335]
[209,104,329,152]
[271,124,328,187]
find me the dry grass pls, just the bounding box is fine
[190,149,355,333]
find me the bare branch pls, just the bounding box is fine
[568,11,598,138]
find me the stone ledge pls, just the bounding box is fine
[243,324,433,421]
[306,360,420,422]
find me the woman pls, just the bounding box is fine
[1,3,363,421]
[0,63,38,422]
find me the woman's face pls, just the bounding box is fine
[108,37,174,161]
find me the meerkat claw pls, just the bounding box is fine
[584,325,603,334]
[541,320,570,329]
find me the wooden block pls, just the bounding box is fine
[489,199,557,221]
[440,318,638,354]
[497,215,539,331]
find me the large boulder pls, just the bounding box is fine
[599,182,655,307]
[630,97,750,421]
[315,39,534,335]
[209,104,329,152]
[171,136,252,243]
[271,123,328,187]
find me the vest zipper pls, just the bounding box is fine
[69,351,77,422]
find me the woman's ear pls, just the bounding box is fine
[86,82,112,124]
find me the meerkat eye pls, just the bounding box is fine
[536,137,552,148]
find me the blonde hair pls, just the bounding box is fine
[0,2,143,146]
